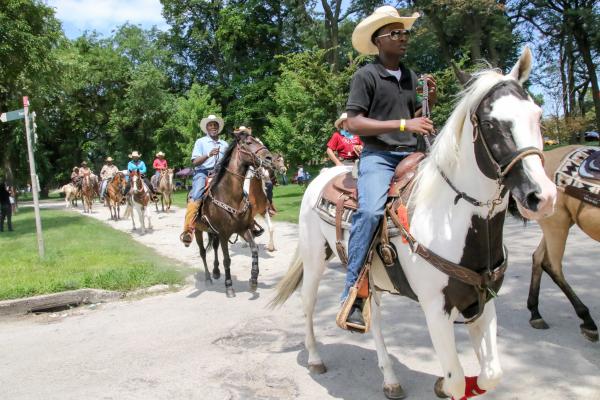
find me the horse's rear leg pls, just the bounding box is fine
[220,237,234,298]
[539,219,598,341]
[195,231,212,284]
[211,234,220,279]
[466,300,502,394]
[300,236,328,374]
[243,230,260,292]
[371,291,404,399]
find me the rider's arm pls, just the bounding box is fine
[346,111,434,136]
[326,148,343,166]
[139,162,147,175]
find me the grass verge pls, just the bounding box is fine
[0,208,188,300]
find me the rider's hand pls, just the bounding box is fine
[353,145,363,156]
[209,148,220,157]
[405,117,434,135]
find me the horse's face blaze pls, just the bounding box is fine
[476,80,556,219]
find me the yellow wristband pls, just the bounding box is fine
[400,119,406,132]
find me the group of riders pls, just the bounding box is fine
[69,151,170,204]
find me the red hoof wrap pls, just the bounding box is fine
[451,376,486,400]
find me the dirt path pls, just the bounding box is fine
[1,201,599,399]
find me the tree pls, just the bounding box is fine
[0,0,62,186]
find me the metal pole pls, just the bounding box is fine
[23,97,45,258]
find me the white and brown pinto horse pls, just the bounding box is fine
[124,170,152,234]
[155,168,174,213]
[272,48,557,400]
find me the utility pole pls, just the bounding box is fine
[23,97,45,258]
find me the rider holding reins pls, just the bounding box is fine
[180,114,228,246]
[340,6,437,328]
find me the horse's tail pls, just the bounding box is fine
[268,246,303,308]
[206,233,218,251]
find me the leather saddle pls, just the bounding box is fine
[579,150,600,181]
[319,152,426,264]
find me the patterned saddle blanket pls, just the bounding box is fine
[555,147,600,207]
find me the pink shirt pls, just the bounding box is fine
[153,158,168,170]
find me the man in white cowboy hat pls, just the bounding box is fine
[326,112,364,166]
[339,6,437,328]
[151,151,169,190]
[100,156,119,202]
[124,151,157,198]
[180,114,228,246]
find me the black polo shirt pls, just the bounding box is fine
[346,58,419,150]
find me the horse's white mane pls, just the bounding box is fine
[411,69,515,205]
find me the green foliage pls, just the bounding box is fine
[160,83,222,166]
[265,49,360,164]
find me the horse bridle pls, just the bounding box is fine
[441,81,545,210]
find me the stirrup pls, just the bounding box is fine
[180,231,193,247]
[336,287,370,333]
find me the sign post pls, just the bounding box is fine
[22,97,45,258]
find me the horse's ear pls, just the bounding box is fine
[451,62,472,87]
[509,46,532,84]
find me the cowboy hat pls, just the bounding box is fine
[352,6,420,55]
[334,113,348,129]
[81,161,88,166]
[129,151,141,158]
[200,114,224,134]
[106,157,114,162]
[155,151,165,157]
[234,126,252,134]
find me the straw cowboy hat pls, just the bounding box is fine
[200,114,224,134]
[352,6,420,55]
[81,161,88,166]
[155,151,165,157]
[334,113,348,129]
[234,126,252,134]
[105,157,114,162]
[129,151,141,158]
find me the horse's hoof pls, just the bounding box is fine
[308,363,327,374]
[212,269,221,280]
[529,318,549,330]
[383,383,406,400]
[204,274,213,285]
[266,246,275,252]
[226,287,236,298]
[434,377,449,398]
[581,326,599,342]
[249,279,258,292]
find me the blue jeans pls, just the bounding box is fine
[341,149,409,301]
[190,168,212,201]
[100,179,109,199]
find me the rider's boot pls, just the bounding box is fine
[180,200,201,247]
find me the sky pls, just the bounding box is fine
[47,0,168,39]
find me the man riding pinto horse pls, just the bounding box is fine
[123,151,158,201]
[151,151,168,191]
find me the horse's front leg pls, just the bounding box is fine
[139,207,146,234]
[371,291,404,399]
[220,237,234,298]
[212,234,220,279]
[264,210,275,252]
[422,298,465,400]
[467,300,502,394]
[195,230,212,284]
[243,229,259,292]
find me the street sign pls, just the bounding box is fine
[0,108,25,123]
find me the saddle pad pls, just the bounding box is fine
[555,147,600,196]
[315,196,402,238]
[580,149,600,178]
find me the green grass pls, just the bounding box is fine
[0,208,189,300]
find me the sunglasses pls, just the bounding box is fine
[376,29,411,40]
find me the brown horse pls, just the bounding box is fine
[107,172,127,220]
[248,156,287,251]
[156,168,174,213]
[193,130,272,297]
[526,145,600,342]
[81,174,97,213]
